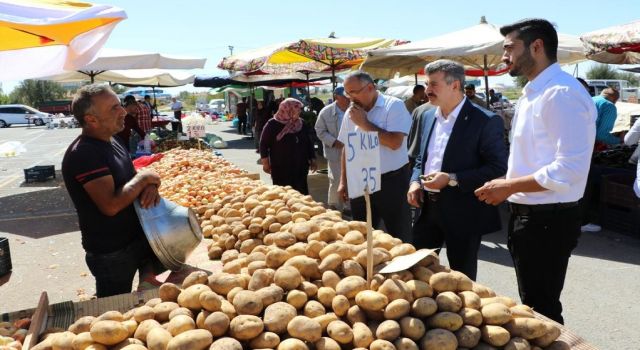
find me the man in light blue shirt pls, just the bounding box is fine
[593,88,621,147]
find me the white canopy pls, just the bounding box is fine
[81,48,206,72]
[42,69,195,87]
[0,0,127,80]
[361,18,586,79]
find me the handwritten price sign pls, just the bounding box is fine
[345,131,381,198]
[185,124,206,138]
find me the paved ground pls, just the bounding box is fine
[0,122,639,349]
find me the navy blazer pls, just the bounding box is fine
[411,99,508,236]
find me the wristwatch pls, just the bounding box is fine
[448,173,458,187]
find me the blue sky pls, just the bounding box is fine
[2,0,639,94]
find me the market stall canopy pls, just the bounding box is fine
[42,68,195,87]
[0,0,127,80]
[581,20,640,64]
[612,101,640,133]
[194,71,333,88]
[361,17,586,79]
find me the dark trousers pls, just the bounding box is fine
[85,237,161,298]
[350,164,411,242]
[172,111,183,133]
[411,195,482,280]
[238,115,248,134]
[508,204,581,324]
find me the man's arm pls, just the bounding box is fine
[348,104,406,150]
[337,148,348,202]
[83,170,160,216]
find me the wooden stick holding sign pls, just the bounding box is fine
[345,130,380,287]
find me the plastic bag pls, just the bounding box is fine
[0,141,27,157]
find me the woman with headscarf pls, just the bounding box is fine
[260,98,317,194]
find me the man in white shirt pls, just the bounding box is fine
[315,87,350,211]
[170,98,183,133]
[337,71,412,242]
[475,19,597,324]
[407,60,507,280]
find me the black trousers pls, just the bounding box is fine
[350,164,411,243]
[508,204,581,324]
[411,195,482,280]
[172,111,183,133]
[238,115,248,134]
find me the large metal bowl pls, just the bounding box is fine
[134,198,202,271]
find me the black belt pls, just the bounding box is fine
[425,191,440,202]
[508,201,579,216]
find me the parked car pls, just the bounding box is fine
[206,99,226,114]
[38,100,72,115]
[0,104,52,127]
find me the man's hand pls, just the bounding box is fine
[261,158,271,174]
[475,178,513,205]
[422,172,450,190]
[348,104,373,131]
[137,169,161,187]
[407,181,423,208]
[337,180,349,202]
[332,140,344,149]
[309,159,318,172]
[139,184,161,209]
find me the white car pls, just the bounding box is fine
[0,104,51,127]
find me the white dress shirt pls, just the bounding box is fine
[424,97,466,176]
[338,93,412,174]
[624,117,640,146]
[507,63,597,205]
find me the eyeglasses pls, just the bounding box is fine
[345,83,370,98]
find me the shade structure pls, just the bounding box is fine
[42,68,195,87]
[620,66,640,73]
[361,17,586,79]
[194,71,332,88]
[68,48,207,82]
[0,0,127,80]
[581,20,640,64]
[218,38,404,89]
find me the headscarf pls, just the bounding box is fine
[273,98,304,141]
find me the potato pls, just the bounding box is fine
[277,338,308,350]
[346,305,367,325]
[353,290,388,312]
[411,266,433,283]
[229,315,263,340]
[323,320,351,344]
[167,315,195,336]
[510,305,535,319]
[503,318,547,340]
[322,271,341,290]
[153,302,179,322]
[398,317,425,341]
[481,303,511,325]
[249,332,281,349]
[454,325,481,348]
[420,329,458,350]
[480,296,517,308]
[233,290,264,315]
[435,291,462,312]
[315,337,341,350]
[51,331,75,350]
[343,231,365,245]
[167,329,212,350]
[378,279,412,302]
[458,307,483,327]
[394,337,418,350]
[121,320,137,338]
[336,276,367,299]
[287,316,322,342]
[263,302,297,334]
[68,316,96,334]
[350,322,373,348]
[95,311,124,323]
[210,337,243,350]
[158,282,180,302]
[411,297,437,318]
[90,321,128,346]
[111,339,146,350]
[375,320,401,342]
[369,339,396,350]
[544,340,571,350]
[504,337,530,350]
[429,272,457,293]
[133,319,161,342]
[340,260,365,277]
[249,269,274,291]
[384,299,411,320]
[302,300,325,318]
[481,325,511,347]
[274,266,302,291]
[208,273,247,295]
[532,322,561,347]
[147,327,172,350]
[198,291,222,312]
[290,222,313,240]
[283,256,321,279]
[177,284,212,310]
[132,306,155,323]
[355,248,390,267]
[405,280,432,299]
[298,281,319,297]
[314,313,339,332]
[71,331,93,350]
[182,271,209,288]
[426,312,463,331]
[286,290,308,309]
[472,282,496,298]
[457,291,481,310]
[256,285,285,306]
[331,295,350,317]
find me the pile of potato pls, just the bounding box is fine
[0,318,29,349]
[29,155,572,350]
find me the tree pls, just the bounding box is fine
[9,80,65,107]
[585,63,639,86]
[0,87,10,104]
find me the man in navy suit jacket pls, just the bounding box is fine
[407,59,508,280]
